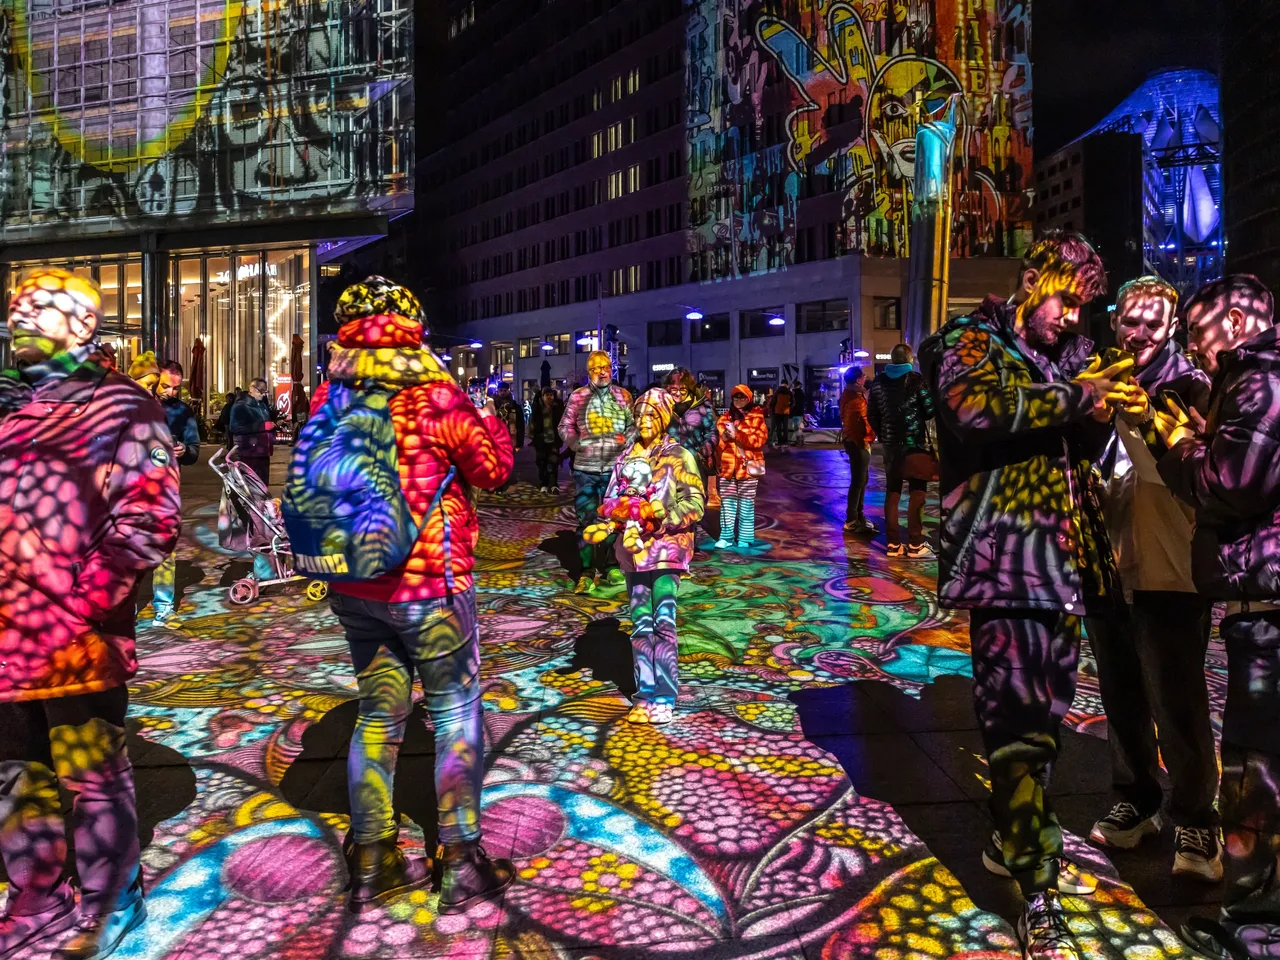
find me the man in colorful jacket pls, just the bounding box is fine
[839,365,876,534]
[560,350,633,593]
[0,268,181,959]
[1155,275,1280,959]
[918,231,1137,960]
[1086,277,1221,883]
[312,277,516,916]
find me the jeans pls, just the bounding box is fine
[573,469,616,575]
[789,415,804,445]
[331,589,484,847]
[628,571,680,704]
[1089,591,1217,825]
[152,550,177,616]
[771,414,788,446]
[534,446,561,488]
[970,608,1081,895]
[718,478,758,544]
[882,444,927,546]
[844,442,871,524]
[0,687,140,917]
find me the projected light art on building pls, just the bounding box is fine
[0,0,413,241]
[685,0,1033,280]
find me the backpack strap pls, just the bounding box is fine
[425,465,458,596]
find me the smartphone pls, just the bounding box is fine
[1099,346,1137,381]
[1157,389,1188,421]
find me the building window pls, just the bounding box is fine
[547,332,570,355]
[518,336,541,358]
[740,307,785,339]
[873,297,902,330]
[608,170,623,199]
[591,130,603,158]
[627,164,640,193]
[627,264,641,292]
[648,318,683,347]
[799,298,849,333]
[610,74,623,101]
[690,312,730,342]
[627,67,640,94]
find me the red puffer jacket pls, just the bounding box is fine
[311,314,514,602]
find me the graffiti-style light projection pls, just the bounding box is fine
[686,0,1033,279]
[0,0,413,241]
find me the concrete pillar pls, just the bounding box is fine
[728,308,742,386]
[308,244,320,388]
[140,238,171,360]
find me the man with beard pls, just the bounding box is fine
[920,231,1137,960]
[1086,277,1221,882]
[1154,275,1280,959]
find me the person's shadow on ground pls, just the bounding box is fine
[136,561,207,612]
[556,618,637,697]
[277,700,440,854]
[540,531,581,578]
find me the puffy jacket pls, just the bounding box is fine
[1159,325,1280,600]
[560,382,633,473]
[606,438,706,573]
[716,385,769,480]
[529,395,565,449]
[918,295,1119,613]
[772,387,792,416]
[867,369,935,448]
[312,313,514,603]
[839,384,875,447]
[160,395,201,466]
[230,395,276,459]
[668,394,718,470]
[1101,341,1211,595]
[0,354,181,702]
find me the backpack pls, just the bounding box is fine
[283,382,429,581]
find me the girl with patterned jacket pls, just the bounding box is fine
[602,388,706,724]
[715,384,769,549]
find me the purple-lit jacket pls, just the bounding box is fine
[667,394,718,471]
[1160,326,1280,600]
[606,438,706,574]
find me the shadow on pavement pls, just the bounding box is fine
[556,617,637,697]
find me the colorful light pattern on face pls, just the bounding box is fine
[0,453,1224,958]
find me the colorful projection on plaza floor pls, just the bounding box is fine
[686,0,1033,278]
[0,0,413,241]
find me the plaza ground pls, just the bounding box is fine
[4,445,1223,959]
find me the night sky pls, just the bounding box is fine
[1033,0,1222,157]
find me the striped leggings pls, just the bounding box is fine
[719,478,759,545]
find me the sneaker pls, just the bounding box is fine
[437,841,515,915]
[552,486,561,494]
[1017,891,1081,960]
[885,543,905,559]
[735,540,753,550]
[1173,825,1224,882]
[151,608,179,629]
[606,568,626,587]
[626,703,651,724]
[54,892,146,960]
[345,837,431,914]
[714,539,732,549]
[983,831,1096,896]
[906,543,935,560]
[1,892,79,960]
[538,486,547,494]
[842,518,877,535]
[648,703,674,724]
[573,576,594,595]
[1089,801,1163,849]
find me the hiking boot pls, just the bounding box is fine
[885,543,905,558]
[437,841,514,915]
[1,889,79,960]
[346,836,430,913]
[55,885,146,960]
[906,543,935,560]
[982,831,1096,895]
[1018,891,1081,960]
[573,575,594,595]
[1173,825,1223,882]
[1089,801,1162,849]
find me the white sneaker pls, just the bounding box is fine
[714,539,731,549]
[1173,825,1223,882]
[1089,801,1163,849]
[983,831,1097,895]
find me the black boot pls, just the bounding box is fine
[437,840,514,915]
[346,836,430,913]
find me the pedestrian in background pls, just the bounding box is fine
[493,382,524,494]
[839,366,876,535]
[529,386,565,493]
[149,361,202,628]
[790,380,807,446]
[867,343,936,559]
[770,381,791,450]
[229,377,276,487]
[715,384,768,549]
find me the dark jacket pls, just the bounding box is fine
[867,370,935,449]
[495,392,525,448]
[160,396,201,466]
[529,395,565,449]
[1159,326,1280,600]
[918,295,1119,613]
[229,394,275,459]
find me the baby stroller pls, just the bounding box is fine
[209,446,330,605]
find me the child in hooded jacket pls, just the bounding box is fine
[715,384,769,548]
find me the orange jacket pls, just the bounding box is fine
[839,384,875,447]
[715,385,769,480]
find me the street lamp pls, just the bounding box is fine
[469,340,483,349]
[685,310,703,321]
[442,352,453,361]
[576,335,597,346]
[541,342,554,351]
[853,349,870,359]
[768,315,785,327]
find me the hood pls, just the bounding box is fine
[731,384,752,401]
[328,313,453,388]
[635,387,676,431]
[1220,325,1280,373]
[1135,339,1205,392]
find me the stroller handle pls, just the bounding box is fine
[209,445,239,477]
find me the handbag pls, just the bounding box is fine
[746,459,766,479]
[901,419,939,482]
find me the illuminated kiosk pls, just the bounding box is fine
[0,0,414,395]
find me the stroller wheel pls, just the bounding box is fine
[305,580,330,602]
[229,578,260,605]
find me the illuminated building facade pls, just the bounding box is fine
[0,0,414,391]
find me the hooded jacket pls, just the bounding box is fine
[160,395,201,467]
[839,382,875,448]
[559,381,633,473]
[606,389,706,573]
[311,313,514,603]
[529,394,566,450]
[867,367,935,449]
[1159,325,1280,600]
[0,353,181,702]
[716,385,769,481]
[667,391,718,470]
[918,295,1119,613]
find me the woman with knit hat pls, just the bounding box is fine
[714,384,769,549]
[599,388,705,724]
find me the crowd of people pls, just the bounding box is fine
[5,233,1280,960]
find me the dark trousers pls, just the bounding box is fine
[1090,590,1217,825]
[882,445,927,546]
[241,456,270,488]
[1216,612,1280,929]
[573,469,616,575]
[970,608,1081,895]
[844,442,871,523]
[534,446,561,488]
[0,687,139,917]
[771,414,788,445]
